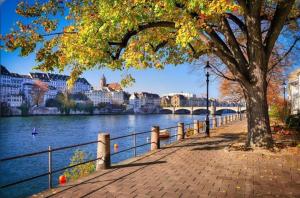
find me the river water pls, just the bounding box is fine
[0,114,224,197]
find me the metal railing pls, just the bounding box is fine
[0,139,104,189]
[110,129,152,158]
[0,113,244,192]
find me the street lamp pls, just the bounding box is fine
[204,61,212,137]
[282,81,287,117]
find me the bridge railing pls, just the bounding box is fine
[0,113,245,196]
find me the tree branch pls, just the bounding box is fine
[264,0,295,59]
[220,16,248,67]
[225,13,247,33]
[107,21,175,59]
[268,37,300,72]
[210,63,237,81]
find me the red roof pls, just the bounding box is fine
[107,83,122,91]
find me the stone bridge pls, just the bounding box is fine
[160,105,246,115]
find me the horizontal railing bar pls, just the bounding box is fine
[52,140,103,152]
[0,172,49,189]
[52,156,103,174]
[160,126,178,130]
[111,142,153,156]
[0,157,104,189]
[169,134,178,138]
[110,130,152,141]
[0,150,49,162]
[111,147,135,156]
[134,142,151,149]
[0,140,104,162]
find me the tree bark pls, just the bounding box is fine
[243,78,273,148]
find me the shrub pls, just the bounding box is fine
[185,128,194,137]
[18,103,29,116]
[64,150,96,181]
[286,114,300,130]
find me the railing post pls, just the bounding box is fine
[177,122,184,140]
[193,120,199,134]
[48,146,52,189]
[133,131,137,157]
[218,116,223,126]
[96,133,110,170]
[151,126,160,150]
[198,121,204,132]
[212,116,217,128]
[197,120,200,133]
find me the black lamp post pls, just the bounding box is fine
[282,81,287,116]
[204,61,212,137]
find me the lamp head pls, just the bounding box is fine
[204,61,212,74]
[282,81,287,88]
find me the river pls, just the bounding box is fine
[0,114,224,197]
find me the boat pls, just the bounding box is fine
[159,129,170,139]
[32,128,38,136]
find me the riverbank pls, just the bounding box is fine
[35,120,300,198]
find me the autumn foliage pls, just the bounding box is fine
[32,80,48,106]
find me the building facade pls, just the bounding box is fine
[129,92,160,113]
[288,68,300,115]
[0,65,91,107]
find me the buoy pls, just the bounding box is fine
[113,144,118,152]
[59,175,67,185]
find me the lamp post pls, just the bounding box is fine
[282,81,287,117]
[204,61,212,137]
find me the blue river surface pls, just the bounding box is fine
[0,114,227,198]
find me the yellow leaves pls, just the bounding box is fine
[176,20,198,48]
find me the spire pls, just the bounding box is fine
[100,74,107,88]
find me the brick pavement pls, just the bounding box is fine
[34,121,300,198]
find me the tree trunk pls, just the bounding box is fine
[244,80,273,148]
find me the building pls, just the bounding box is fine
[6,94,23,107]
[288,68,300,114]
[160,96,171,107]
[129,92,160,113]
[164,92,196,98]
[100,75,123,91]
[170,94,187,107]
[86,75,125,106]
[30,72,92,93]
[0,65,32,107]
[0,65,92,107]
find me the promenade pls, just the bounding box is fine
[35,120,300,198]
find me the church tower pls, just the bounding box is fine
[100,74,107,89]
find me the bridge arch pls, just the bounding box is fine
[174,109,191,114]
[192,109,210,115]
[216,109,237,115]
[159,109,173,114]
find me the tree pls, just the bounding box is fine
[32,80,48,106]
[18,103,30,116]
[56,92,75,115]
[0,102,11,116]
[45,98,60,107]
[1,1,300,147]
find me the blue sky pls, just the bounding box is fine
[1,0,299,97]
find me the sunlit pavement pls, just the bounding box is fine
[34,120,300,198]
